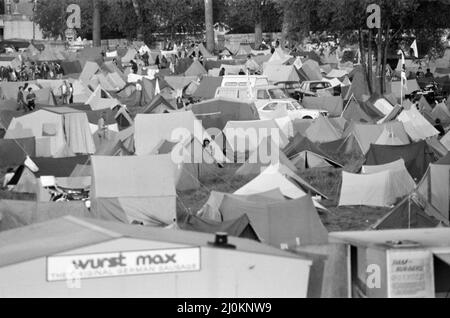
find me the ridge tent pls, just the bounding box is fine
[236,136,298,176]
[326,69,348,79]
[302,96,344,117]
[164,76,198,92]
[301,60,322,81]
[5,109,69,157]
[304,116,342,143]
[141,94,176,114]
[90,155,177,226]
[440,131,450,151]
[339,161,416,208]
[343,121,410,155]
[431,102,450,126]
[134,111,226,163]
[190,98,259,131]
[71,80,93,104]
[397,105,439,141]
[106,72,127,91]
[89,73,117,92]
[267,48,292,65]
[417,155,450,222]
[121,48,138,64]
[372,195,446,230]
[365,140,437,181]
[373,98,394,116]
[341,96,374,123]
[263,65,300,83]
[375,127,409,146]
[197,189,286,222]
[346,68,370,101]
[184,60,207,77]
[223,119,289,157]
[79,61,100,85]
[0,200,91,232]
[177,213,259,241]
[192,76,223,100]
[85,86,120,111]
[290,150,343,171]
[234,163,328,203]
[219,194,328,248]
[0,137,35,168]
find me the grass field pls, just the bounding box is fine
[177,164,391,232]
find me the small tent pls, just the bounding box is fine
[304,116,342,143]
[302,96,344,117]
[90,155,177,226]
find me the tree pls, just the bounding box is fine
[131,0,143,41]
[92,0,101,46]
[205,0,214,52]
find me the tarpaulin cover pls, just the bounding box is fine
[0,200,91,231]
[191,98,259,131]
[365,140,436,181]
[219,194,328,247]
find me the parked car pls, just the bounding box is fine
[257,99,328,120]
[274,81,304,100]
[215,85,293,108]
[298,81,341,99]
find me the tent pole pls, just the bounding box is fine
[408,196,411,229]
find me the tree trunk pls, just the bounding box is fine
[255,21,263,49]
[376,27,383,95]
[131,0,143,41]
[382,23,391,95]
[280,3,291,48]
[92,0,101,47]
[367,29,373,95]
[205,0,214,53]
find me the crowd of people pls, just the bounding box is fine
[0,62,64,82]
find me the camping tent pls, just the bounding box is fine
[184,60,207,77]
[304,116,342,143]
[4,109,95,157]
[85,86,120,110]
[134,111,226,163]
[0,137,35,168]
[341,96,374,123]
[219,194,328,248]
[365,140,437,181]
[301,60,322,81]
[0,200,91,232]
[90,155,177,226]
[391,79,421,101]
[192,77,223,100]
[263,65,300,83]
[372,195,447,230]
[343,121,410,155]
[339,160,416,207]
[397,105,439,141]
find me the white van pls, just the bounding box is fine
[221,75,270,88]
[215,85,292,108]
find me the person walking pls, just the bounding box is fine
[16,86,26,111]
[26,87,36,111]
[60,80,70,104]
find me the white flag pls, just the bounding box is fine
[410,40,419,58]
[400,52,408,89]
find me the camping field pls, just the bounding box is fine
[0,164,389,232]
[176,164,390,232]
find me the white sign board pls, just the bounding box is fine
[47,247,201,282]
[386,249,435,298]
